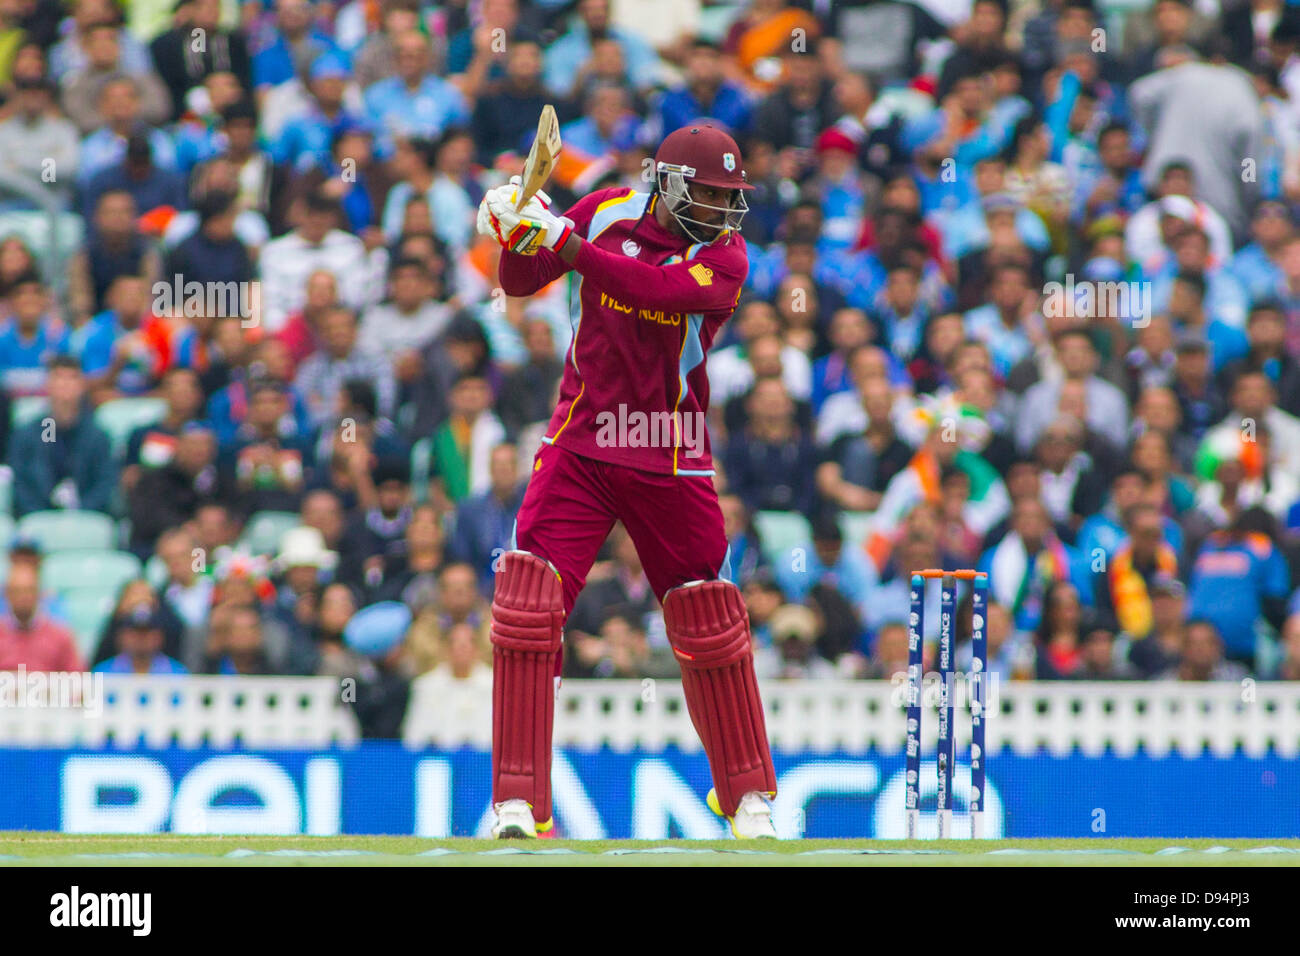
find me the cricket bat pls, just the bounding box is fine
[516,104,562,211]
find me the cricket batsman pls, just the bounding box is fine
[475,125,778,838]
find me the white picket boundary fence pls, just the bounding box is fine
[0,676,358,748]
[1,675,1298,757]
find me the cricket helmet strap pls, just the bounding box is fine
[655,125,751,243]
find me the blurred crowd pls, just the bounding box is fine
[2,0,1300,737]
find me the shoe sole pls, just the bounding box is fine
[494,825,535,839]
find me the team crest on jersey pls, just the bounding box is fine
[689,263,714,286]
[622,239,641,257]
[722,152,736,171]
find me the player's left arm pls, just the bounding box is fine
[558,234,747,314]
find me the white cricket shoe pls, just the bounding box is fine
[708,788,778,839]
[491,799,537,839]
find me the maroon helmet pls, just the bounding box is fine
[654,124,751,242]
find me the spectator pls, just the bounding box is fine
[1218,302,1300,417]
[425,619,491,685]
[349,0,419,91]
[775,510,873,617]
[230,380,311,514]
[252,0,345,92]
[566,524,663,656]
[0,272,68,398]
[148,0,251,122]
[755,603,836,679]
[864,620,910,680]
[259,191,379,333]
[716,492,766,584]
[208,334,313,451]
[205,602,276,675]
[561,82,639,160]
[0,76,80,201]
[816,376,911,514]
[269,525,338,672]
[497,317,563,440]
[405,561,491,675]
[370,502,444,607]
[274,269,335,374]
[308,581,360,677]
[1095,502,1180,639]
[751,48,835,156]
[982,495,1090,635]
[1016,328,1130,453]
[11,356,116,517]
[294,305,396,428]
[0,562,84,672]
[0,536,66,623]
[363,30,469,159]
[120,366,205,491]
[1128,572,1188,677]
[425,373,506,506]
[78,76,180,189]
[155,526,215,660]
[650,38,751,140]
[128,422,231,555]
[336,456,413,591]
[1188,507,1290,668]
[570,609,660,679]
[163,188,255,288]
[1128,46,1261,234]
[471,37,553,165]
[1160,618,1248,681]
[93,606,188,674]
[359,257,453,365]
[723,377,817,514]
[544,0,659,99]
[1034,580,1093,678]
[62,19,172,136]
[69,190,160,324]
[450,444,523,593]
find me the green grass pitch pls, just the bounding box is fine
[2,834,1299,866]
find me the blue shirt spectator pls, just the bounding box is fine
[1189,526,1290,661]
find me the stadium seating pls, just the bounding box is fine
[10,396,47,430]
[143,554,169,590]
[753,510,812,566]
[838,511,874,551]
[17,510,116,552]
[238,511,301,556]
[93,398,168,461]
[40,550,141,595]
[61,589,117,659]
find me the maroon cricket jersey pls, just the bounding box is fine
[498,187,748,476]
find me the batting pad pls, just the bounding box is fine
[664,580,777,818]
[491,550,565,824]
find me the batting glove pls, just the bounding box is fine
[485,181,574,256]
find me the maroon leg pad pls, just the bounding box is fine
[663,580,777,817]
[491,551,565,824]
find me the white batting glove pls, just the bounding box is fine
[476,183,517,238]
[485,188,573,255]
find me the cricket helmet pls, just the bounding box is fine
[654,124,751,243]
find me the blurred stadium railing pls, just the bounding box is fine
[3,677,1298,757]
